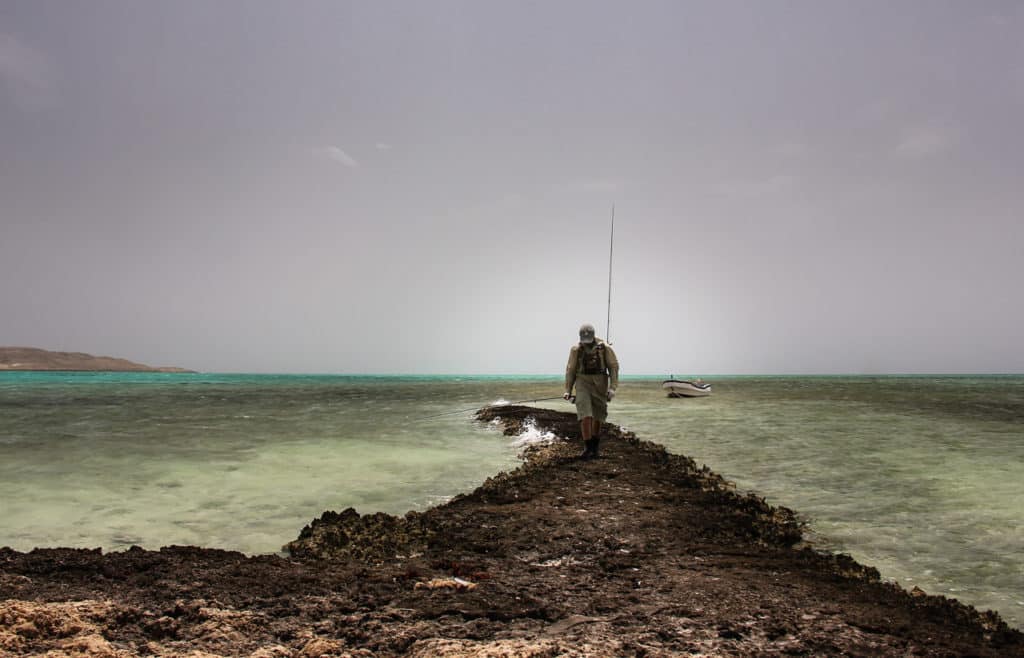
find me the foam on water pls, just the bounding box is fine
[508,419,558,448]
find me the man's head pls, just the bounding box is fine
[578,323,596,344]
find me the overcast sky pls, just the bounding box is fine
[2,1,1022,374]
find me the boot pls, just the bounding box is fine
[578,438,599,460]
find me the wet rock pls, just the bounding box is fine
[298,636,345,656]
[285,508,433,562]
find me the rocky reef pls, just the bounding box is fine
[1,405,1021,656]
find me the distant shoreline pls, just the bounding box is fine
[0,347,195,374]
[0,368,196,373]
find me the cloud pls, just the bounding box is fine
[980,6,1023,29]
[860,99,895,122]
[774,142,811,159]
[314,145,359,168]
[708,174,797,199]
[0,33,55,109]
[895,123,955,158]
[580,179,621,193]
[982,14,1009,28]
[375,142,392,151]
[561,179,623,194]
[317,146,362,168]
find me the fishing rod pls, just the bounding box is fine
[606,203,615,344]
[417,396,570,421]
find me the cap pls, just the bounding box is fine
[578,323,596,344]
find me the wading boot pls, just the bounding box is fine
[589,437,600,459]
[578,438,599,460]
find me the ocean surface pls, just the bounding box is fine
[0,373,1021,628]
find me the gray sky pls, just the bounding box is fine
[2,1,1022,374]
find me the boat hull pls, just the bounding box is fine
[662,380,712,397]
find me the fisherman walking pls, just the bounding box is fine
[564,323,620,459]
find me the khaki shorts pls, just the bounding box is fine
[573,373,609,421]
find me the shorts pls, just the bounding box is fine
[573,373,609,421]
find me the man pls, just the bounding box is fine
[563,323,620,459]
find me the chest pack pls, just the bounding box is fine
[579,344,606,375]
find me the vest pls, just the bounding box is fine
[578,343,606,375]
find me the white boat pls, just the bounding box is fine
[663,378,712,397]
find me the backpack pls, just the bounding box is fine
[579,343,606,375]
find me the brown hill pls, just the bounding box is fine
[0,347,193,373]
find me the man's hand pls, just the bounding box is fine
[606,388,616,401]
[563,392,573,401]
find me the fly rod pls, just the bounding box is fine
[606,203,615,344]
[417,396,570,421]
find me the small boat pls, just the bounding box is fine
[663,378,712,397]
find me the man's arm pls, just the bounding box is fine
[605,344,620,391]
[565,345,579,395]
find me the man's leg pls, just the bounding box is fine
[579,416,596,458]
[581,416,593,440]
[589,420,602,457]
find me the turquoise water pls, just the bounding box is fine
[0,372,1021,628]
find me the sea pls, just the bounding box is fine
[0,372,1021,628]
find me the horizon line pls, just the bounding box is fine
[4,371,1022,378]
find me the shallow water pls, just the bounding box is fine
[0,372,1021,627]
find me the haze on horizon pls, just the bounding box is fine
[2,1,1022,375]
